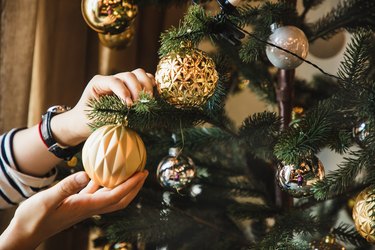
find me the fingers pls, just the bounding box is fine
[114,72,142,102]
[99,176,146,214]
[90,75,133,106]
[44,172,90,207]
[91,170,148,210]
[79,180,100,194]
[90,69,155,106]
[115,68,155,98]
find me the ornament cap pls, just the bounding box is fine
[169,147,181,157]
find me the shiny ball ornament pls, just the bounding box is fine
[98,24,135,49]
[82,124,146,188]
[276,156,325,198]
[155,47,219,108]
[104,242,133,250]
[266,26,309,69]
[81,0,138,35]
[156,147,196,191]
[310,235,345,250]
[353,119,370,146]
[352,187,375,243]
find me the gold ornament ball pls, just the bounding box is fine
[352,187,375,243]
[81,0,137,35]
[98,24,135,49]
[82,124,146,188]
[276,156,325,198]
[155,47,219,108]
[310,235,345,250]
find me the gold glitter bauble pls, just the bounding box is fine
[352,187,375,243]
[81,0,137,35]
[82,124,146,188]
[98,24,135,49]
[155,47,219,108]
[310,235,345,250]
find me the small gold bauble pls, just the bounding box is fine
[276,156,325,198]
[98,24,135,49]
[352,187,375,243]
[81,0,137,34]
[82,124,146,188]
[155,47,219,108]
[67,156,78,167]
[310,235,345,250]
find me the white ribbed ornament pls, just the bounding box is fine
[82,124,146,188]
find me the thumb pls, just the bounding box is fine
[46,171,90,206]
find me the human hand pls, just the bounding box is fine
[51,69,156,146]
[0,170,148,250]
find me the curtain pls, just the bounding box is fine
[0,0,186,249]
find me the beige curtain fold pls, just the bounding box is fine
[0,0,186,249]
[0,0,38,131]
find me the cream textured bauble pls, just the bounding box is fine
[82,124,146,188]
[352,187,375,243]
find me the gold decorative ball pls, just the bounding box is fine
[155,47,219,108]
[81,0,137,34]
[98,24,135,49]
[82,124,146,188]
[352,187,375,243]
[276,156,325,198]
[310,235,345,250]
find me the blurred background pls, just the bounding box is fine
[0,0,351,249]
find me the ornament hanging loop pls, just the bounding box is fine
[122,106,131,127]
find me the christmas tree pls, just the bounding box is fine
[78,0,375,249]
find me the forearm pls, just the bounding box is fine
[0,218,40,250]
[12,109,88,177]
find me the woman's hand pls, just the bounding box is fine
[51,69,156,146]
[0,170,148,250]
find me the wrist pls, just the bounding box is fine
[50,109,89,147]
[0,218,40,250]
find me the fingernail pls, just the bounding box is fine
[126,97,133,107]
[75,172,90,185]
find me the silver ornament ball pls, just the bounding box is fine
[353,119,370,145]
[266,26,309,69]
[157,147,196,191]
[276,156,325,198]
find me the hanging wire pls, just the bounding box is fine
[224,19,348,84]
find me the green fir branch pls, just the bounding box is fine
[337,29,374,88]
[255,210,319,249]
[158,5,212,57]
[309,0,375,41]
[312,149,371,200]
[274,103,334,164]
[228,203,278,220]
[331,223,370,247]
[239,112,280,160]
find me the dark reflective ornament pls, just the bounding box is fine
[157,147,196,191]
[276,156,325,198]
